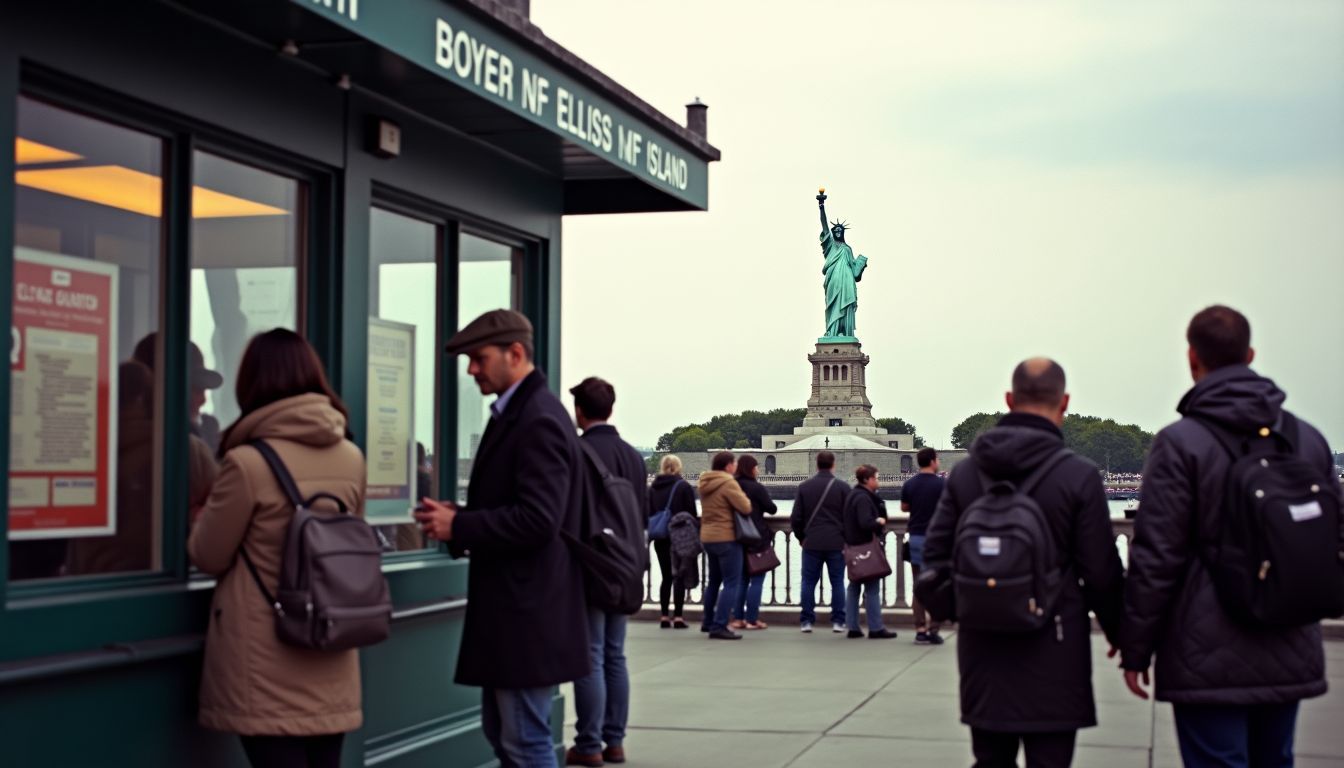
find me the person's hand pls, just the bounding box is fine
[413,498,457,541]
[875,517,887,525]
[1123,668,1151,700]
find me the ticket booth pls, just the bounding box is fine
[0,1,718,764]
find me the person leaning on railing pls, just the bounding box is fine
[731,455,778,631]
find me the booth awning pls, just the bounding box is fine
[171,0,720,214]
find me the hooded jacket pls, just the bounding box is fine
[924,412,1125,733]
[697,470,752,544]
[1119,365,1339,704]
[188,394,365,736]
[649,473,698,520]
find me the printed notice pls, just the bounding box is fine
[9,248,119,539]
[365,318,416,524]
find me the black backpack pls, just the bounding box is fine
[562,441,647,614]
[1195,413,1344,627]
[952,448,1072,633]
[240,440,392,651]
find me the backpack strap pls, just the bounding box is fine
[805,477,839,534]
[578,440,612,478]
[1192,413,1298,460]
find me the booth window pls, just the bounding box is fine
[189,151,303,445]
[456,232,522,501]
[9,96,165,581]
[368,206,440,552]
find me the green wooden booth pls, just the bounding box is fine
[0,1,718,765]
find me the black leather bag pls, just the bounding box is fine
[733,511,763,547]
[746,544,781,576]
[844,536,892,582]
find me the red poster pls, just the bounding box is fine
[9,248,118,539]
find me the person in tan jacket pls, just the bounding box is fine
[697,451,753,639]
[188,329,365,768]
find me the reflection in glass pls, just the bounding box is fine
[189,151,302,442]
[369,208,439,552]
[9,96,175,580]
[456,233,523,501]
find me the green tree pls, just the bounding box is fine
[734,439,751,449]
[656,408,806,451]
[670,426,713,453]
[645,454,661,474]
[875,416,925,448]
[950,412,1002,448]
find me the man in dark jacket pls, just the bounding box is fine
[901,447,946,644]
[1119,306,1340,766]
[566,377,646,767]
[416,310,587,768]
[791,450,848,632]
[924,358,1124,768]
[842,464,896,639]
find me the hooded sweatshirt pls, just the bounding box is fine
[697,470,752,543]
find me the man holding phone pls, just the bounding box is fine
[415,309,588,768]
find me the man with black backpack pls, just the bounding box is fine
[921,358,1124,768]
[415,310,588,768]
[565,377,647,767]
[1119,306,1343,766]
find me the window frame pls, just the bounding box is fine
[3,66,332,603]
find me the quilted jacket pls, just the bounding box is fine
[1119,365,1340,704]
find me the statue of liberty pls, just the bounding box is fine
[816,188,868,339]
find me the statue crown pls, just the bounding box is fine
[830,219,850,232]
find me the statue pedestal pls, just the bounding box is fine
[799,340,876,431]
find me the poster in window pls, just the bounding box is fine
[366,317,416,524]
[9,248,119,540]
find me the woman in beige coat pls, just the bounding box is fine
[188,329,366,768]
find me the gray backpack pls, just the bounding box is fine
[240,440,391,651]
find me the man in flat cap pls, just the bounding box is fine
[132,333,225,454]
[415,309,589,768]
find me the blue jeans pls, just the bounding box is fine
[572,608,628,755]
[846,578,884,632]
[733,562,767,623]
[701,541,743,632]
[480,687,557,768]
[799,549,846,626]
[1173,702,1299,768]
[908,533,926,568]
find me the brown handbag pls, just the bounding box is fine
[746,546,781,576]
[843,535,892,582]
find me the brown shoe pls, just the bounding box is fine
[602,746,626,764]
[565,747,603,766]
[728,619,747,629]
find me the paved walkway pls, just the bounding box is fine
[562,623,1344,767]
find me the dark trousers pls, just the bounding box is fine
[1173,702,1299,768]
[240,734,344,768]
[652,538,685,617]
[970,728,1076,768]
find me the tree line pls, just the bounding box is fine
[656,409,925,453]
[951,412,1155,473]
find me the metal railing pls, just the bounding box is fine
[644,516,1137,612]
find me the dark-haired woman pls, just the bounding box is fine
[731,455,777,630]
[188,329,365,768]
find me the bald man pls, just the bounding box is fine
[922,358,1125,768]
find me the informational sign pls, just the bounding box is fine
[294,0,710,209]
[9,248,119,540]
[366,318,416,524]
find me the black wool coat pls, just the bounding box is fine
[736,475,779,553]
[649,474,698,519]
[451,370,590,689]
[1119,365,1338,705]
[791,471,847,551]
[843,485,886,547]
[924,413,1125,733]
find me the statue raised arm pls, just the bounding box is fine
[817,188,830,238]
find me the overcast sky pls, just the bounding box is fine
[533,1,1344,450]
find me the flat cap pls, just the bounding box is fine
[444,309,533,354]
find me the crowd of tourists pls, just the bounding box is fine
[180,305,1340,768]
